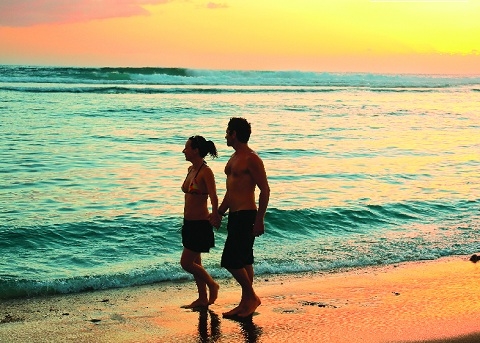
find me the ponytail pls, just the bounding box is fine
[189,136,218,159]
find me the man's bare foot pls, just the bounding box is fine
[208,282,220,305]
[222,304,242,318]
[236,295,261,318]
[181,299,209,309]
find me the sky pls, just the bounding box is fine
[0,0,479,74]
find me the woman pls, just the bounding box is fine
[180,135,220,308]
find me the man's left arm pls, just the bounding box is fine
[249,154,270,236]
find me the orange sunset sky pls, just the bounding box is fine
[0,0,479,74]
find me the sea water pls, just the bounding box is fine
[1,66,479,299]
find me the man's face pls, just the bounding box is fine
[225,128,234,147]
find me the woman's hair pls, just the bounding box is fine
[189,135,218,159]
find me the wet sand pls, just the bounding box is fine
[1,255,479,343]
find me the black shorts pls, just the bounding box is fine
[221,210,257,269]
[182,219,214,253]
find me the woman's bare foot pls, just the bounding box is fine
[208,282,220,305]
[181,298,209,309]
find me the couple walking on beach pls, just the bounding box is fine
[180,117,270,320]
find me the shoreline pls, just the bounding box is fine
[1,255,480,342]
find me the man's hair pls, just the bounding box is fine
[228,117,251,143]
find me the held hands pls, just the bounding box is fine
[209,212,222,229]
[209,210,265,235]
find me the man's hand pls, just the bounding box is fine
[209,212,222,229]
[253,217,265,237]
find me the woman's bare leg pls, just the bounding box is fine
[180,248,219,307]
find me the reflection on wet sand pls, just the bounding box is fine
[238,316,263,343]
[195,308,221,342]
[194,308,263,343]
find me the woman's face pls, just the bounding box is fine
[182,139,198,161]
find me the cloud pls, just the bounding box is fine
[206,2,229,9]
[0,0,170,27]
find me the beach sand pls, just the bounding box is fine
[1,255,479,343]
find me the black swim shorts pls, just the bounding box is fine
[182,219,215,253]
[221,210,257,269]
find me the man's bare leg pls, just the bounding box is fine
[235,264,260,317]
[223,267,260,318]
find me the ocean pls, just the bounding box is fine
[1,65,479,300]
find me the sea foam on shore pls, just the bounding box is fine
[1,255,479,343]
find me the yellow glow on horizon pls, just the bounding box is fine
[0,0,479,73]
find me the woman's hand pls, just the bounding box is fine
[209,212,222,229]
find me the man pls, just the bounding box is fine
[216,117,270,319]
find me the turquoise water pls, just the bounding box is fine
[1,66,479,299]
